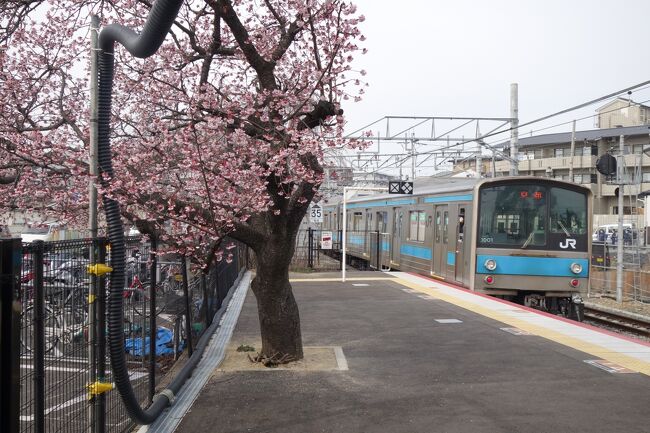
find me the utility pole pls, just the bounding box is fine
[411,136,416,181]
[510,83,519,176]
[569,120,576,180]
[616,134,625,303]
[88,14,99,433]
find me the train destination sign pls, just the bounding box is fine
[389,181,413,195]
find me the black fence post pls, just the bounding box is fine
[181,255,193,356]
[32,241,46,433]
[215,264,222,310]
[148,237,157,403]
[201,273,210,328]
[95,238,107,433]
[308,228,313,269]
[0,238,22,433]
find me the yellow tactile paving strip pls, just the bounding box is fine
[393,277,650,377]
[289,275,650,376]
[289,277,395,282]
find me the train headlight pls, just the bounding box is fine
[570,263,583,274]
[484,259,497,271]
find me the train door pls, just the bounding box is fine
[391,208,401,266]
[432,205,449,277]
[365,210,372,256]
[454,206,466,284]
[375,211,389,268]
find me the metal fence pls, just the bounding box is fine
[290,229,392,272]
[290,229,343,271]
[589,241,650,302]
[12,237,245,433]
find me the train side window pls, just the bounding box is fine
[409,211,426,242]
[397,212,404,239]
[352,212,363,231]
[458,208,465,233]
[458,208,465,242]
[443,211,449,244]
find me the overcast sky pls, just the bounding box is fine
[342,0,650,165]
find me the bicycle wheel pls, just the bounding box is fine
[21,305,61,355]
[132,286,166,317]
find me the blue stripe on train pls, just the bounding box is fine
[424,194,473,203]
[400,244,432,260]
[346,199,416,209]
[345,238,390,251]
[348,235,364,245]
[476,255,589,277]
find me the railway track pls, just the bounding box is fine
[584,306,650,340]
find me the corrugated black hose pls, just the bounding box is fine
[96,0,184,425]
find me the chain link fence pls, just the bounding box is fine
[589,241,650,303]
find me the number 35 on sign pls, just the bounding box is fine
[310,204,323,223]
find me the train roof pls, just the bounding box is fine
[321,176,591,208]
[322,177,478,207]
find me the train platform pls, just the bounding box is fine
[144,270,650,433]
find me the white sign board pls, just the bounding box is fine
[321,231,333,249]
[310,204,323,223]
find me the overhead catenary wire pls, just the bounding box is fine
[341,80,650,176]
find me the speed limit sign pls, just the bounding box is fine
[310,204,323,223]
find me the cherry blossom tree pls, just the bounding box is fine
[0,0,366,360]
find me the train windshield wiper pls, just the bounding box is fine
[557,220,571,237]
[521,231,534,249]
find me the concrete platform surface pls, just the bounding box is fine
[174,271,650,433]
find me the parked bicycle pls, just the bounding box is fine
[21,283,88,356]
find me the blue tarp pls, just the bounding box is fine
[124,326,184,356]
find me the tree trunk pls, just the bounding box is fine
[250,234,303,361]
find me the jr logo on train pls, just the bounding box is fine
[322,177,590,320]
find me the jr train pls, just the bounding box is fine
[322,177,591,320]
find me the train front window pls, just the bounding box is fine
[549,188,587,235]
[547,187,588,251]
[479,185,547,248]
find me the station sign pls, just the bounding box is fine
[389,181,413,195]
[310,204,323,223]
[321,231,333,249]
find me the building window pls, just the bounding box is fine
[643,172,650,183]
[554,148,564,157]
[409,211,426,242]
[534,149,542,159]
[574,148,583,156]
[612,206,636,215]
[573,174,583,183]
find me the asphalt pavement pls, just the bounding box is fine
[173,271,650,433]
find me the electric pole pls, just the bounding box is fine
[510,83,519,176]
